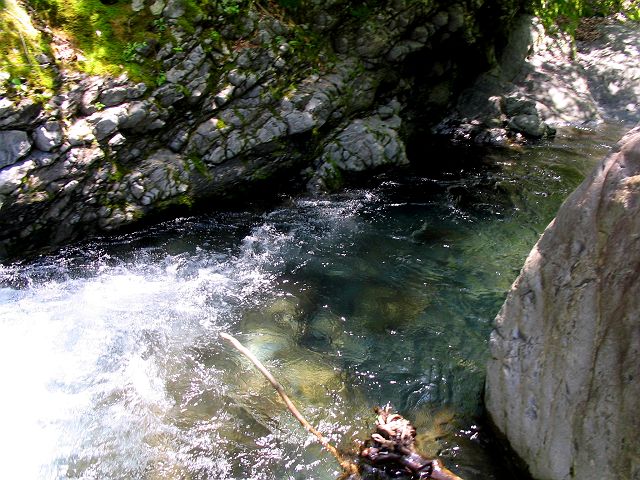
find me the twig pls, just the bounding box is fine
[220,332,359,477]
[18,29,31,65]
[430,460,465,480]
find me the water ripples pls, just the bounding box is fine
[0,123,628,479]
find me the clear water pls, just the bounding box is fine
[0,125,627,480]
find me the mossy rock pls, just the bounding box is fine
[352,284,429,333]
[0,0,56,96]
[27,0,165,81]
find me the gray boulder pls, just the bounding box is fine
[33,121,63,152]
[0,98,42,129]
[0,130,32,169]
[310,112,408,191]
[163,0,184,18]
[485,128,640,480]
[98,86,128,107]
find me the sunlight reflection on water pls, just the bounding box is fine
[0,123,628,479]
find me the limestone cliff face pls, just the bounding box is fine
[485,128,640,480]
[0,0,524,258]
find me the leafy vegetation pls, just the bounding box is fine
[534,0,640,35]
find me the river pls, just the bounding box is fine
[0,124,627,479]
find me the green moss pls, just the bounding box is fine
[0,0,56,96]
[321,159,344,191]
[105,160,127,183]
[177,83,191,96]
[175,193,194,208]
[154,72,167,86]
[186,153,210,177]
[27,0,167,82]
[251,166,273,181]
[157,193,194,210]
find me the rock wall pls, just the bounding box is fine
[485,127,640,479]
[439,15,640,144]
[0,0,524,258]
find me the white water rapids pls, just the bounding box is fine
[0,124,626,479]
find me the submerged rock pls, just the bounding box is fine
[485,127,640,479]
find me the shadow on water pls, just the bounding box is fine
[0,123,628,479]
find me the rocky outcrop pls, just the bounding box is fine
[485,127,640,479]
[436,15,640,144]
[0,0,525,257]
[431,15,557,144]
[308,101,408,192]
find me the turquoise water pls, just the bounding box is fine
[0,125,626,479]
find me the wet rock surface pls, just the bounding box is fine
[485,127,640,480]
[0,0,526,257]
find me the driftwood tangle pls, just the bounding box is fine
[359,406,463,480]
[221,332,463,480]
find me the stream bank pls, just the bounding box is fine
[436,14,640,143]
[0,0,528,258]
[2,5,639,259]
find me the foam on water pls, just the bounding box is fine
[0,123,628,479]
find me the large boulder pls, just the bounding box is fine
[485,128,640,479]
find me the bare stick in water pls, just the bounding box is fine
[219,332,359,476]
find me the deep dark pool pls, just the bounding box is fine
[0,124,626,479]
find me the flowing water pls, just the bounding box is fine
[0,124,628,480]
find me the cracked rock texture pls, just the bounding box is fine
[485,127,640,480]
[0,0,526,257]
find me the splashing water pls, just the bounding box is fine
[0,124,626,479]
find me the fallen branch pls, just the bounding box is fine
[219,332,360,477]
